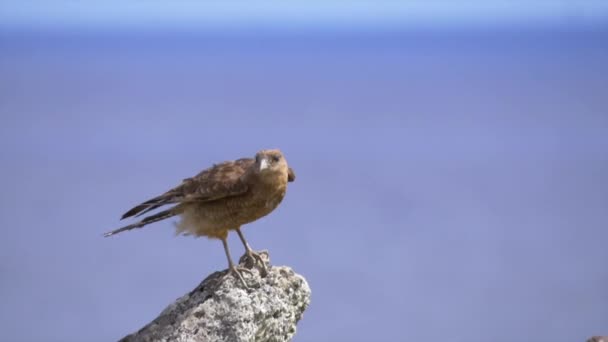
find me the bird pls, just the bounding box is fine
[104,149,296,287]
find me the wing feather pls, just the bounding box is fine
[121,158,253,220]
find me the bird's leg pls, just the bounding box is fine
[236,227,268,275]
[221,237,251,288]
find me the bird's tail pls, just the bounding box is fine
[103,208,178,237]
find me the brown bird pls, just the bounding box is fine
[104,149,296,287]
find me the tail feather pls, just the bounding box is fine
[104,208,177,237]
[132,203,164,218]
[121,198,163,220]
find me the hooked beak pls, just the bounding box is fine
[259,157,269,171]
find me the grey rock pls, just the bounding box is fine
[118,252,311,342]
[588,337,608,342]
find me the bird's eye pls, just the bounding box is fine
[272,155,281,162]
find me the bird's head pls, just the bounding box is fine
[254,149,289,181]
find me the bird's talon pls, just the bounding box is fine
[242,250,268,276]
[237,266,253,275]
[226,266,251,288]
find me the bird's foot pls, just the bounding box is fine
[225,265,253,289]
[240,249,269,277]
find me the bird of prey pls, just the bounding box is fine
[104,149,296,287]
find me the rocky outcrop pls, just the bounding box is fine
[118,252,310,342]
[588,337,608,342]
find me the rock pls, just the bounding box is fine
[588,337,608,342]
[118,252,311,342]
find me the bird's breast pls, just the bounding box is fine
[175,183,287,238]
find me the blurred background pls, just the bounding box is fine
[1,1,607,341]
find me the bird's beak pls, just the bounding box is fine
[259,157,269,171]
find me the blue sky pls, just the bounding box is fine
[2,1,608,30]
[0,3,607,342]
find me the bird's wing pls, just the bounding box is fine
[121,158,254,219]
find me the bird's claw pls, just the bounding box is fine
[226,265,252,289]
[241,250,268,276]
